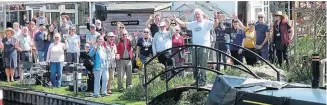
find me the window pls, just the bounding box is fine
[46,4,59,10]
[65,4,75,9]
[78,3,89,25]
[0,5,4,30]
[255,8,262,18]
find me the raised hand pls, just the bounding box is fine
[149,14,154,20]
[231,12,237,19]
[186,11,190,16]
[133,31,139,36]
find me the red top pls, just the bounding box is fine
[116,39,133,59]
[172,34,185,54]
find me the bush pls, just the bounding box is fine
[287,37,326,84]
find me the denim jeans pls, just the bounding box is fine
[50,62,63,87]
[93,67,108,95]
[38,51,45,62]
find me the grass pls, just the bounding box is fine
[0,74,146,105]
[0,68,237,105]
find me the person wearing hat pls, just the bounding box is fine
[65,26,81,63]
[272,11,293,68]
[152,20,174,63]
[86,24,101,46]
[104,32,118,94]
[2,28,20,82]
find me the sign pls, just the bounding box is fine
[111,20,139,26]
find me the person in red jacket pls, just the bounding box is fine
[272,11,293,68]
[116,29,133,92]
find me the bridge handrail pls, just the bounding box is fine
[215,41,280,81]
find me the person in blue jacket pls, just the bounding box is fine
[88,36,109,98]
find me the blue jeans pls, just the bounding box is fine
[50,62,63,87]
[140,55,147,64]
[94,67,108,95]
[38,51,45,62]
[259,45,269,60]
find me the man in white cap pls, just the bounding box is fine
[152,20,174,66]
[152,20,175,79]
[173,8,219,86]
[104,32,118,94]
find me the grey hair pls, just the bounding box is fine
[194,8,204,15]
[174,26,181,32]
[13,22,19,26]
[258,12,265,17]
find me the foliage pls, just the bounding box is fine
[287,36,326,84]
[220,67,243,77]
[184,90,209,105]
[139,58,165,79]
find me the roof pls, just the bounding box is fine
[176,2,231,20]
[106,2,172,12]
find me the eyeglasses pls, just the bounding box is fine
[258,16,264,18]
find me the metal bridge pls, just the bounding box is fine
[143,42,326,105]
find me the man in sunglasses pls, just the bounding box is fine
[173,8,219,86]
[255,12,270,63]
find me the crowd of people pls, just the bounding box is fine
[0,8,295,98]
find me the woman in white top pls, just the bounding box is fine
[65,26,80,63]
[105,32,118,94]
[46,33,66,88]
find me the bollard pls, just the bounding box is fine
[320,62,326,87]
[311,54,320,88]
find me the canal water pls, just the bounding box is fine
[3,100,30,105]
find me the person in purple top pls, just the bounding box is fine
[255,12,270,62]
[229,19,246,65]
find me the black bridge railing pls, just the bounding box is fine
[143,44,280,104]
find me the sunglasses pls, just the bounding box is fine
[120,27,124,29]
[171,23,176,25]
[144,31,149,33]
[258,16,264,18]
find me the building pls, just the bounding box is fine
[103,1,175,33]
